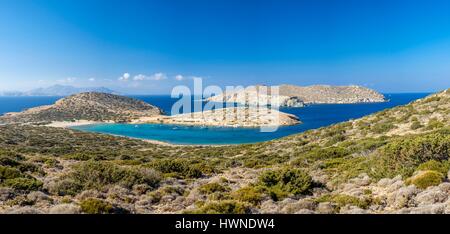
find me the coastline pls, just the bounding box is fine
[45,120,106,128]
[45,120,236,147]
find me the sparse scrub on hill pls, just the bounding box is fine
[231,186,264,205]
[417,160,450,175]
[147,159,211,179]
[371,121,396,134]
[342,130,450,180]
[80,198,115,214]
[51,161,161,196]
[410,120,423,130]
[258,168,313,201]
[315,194,372,212]
[426,118,444,130]
[199,182,230,194]
[188,200,251,214]
[3,177,43,191]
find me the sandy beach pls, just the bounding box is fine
[45,120,104,128]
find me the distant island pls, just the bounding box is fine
[0,85,118,97]
[208,84,386,107]
[0,84,388,127]
[0,92,300,127]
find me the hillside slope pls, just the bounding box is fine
[0,92,163,123]
[0,89,448,214]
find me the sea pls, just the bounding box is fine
[0,93,429,145]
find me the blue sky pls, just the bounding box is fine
[1,0,450,94]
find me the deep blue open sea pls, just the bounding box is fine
[0,93,429,145]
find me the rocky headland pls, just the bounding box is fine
[0,92,300,127]
[0,92,163,124]
[208,84,386,107]
[133,107,300,127]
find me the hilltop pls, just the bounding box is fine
[0,92,163,123]
[0,89,448,214]
[208,84,386,106]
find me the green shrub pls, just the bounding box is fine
[305,147,349,160]
[378,132,450,177]
[198,182,229,194]
[63,152,92,161]
[406,170,444,189]
[345,137,388,153]
[259,171,279,187]
[315,194,370,210]
[0,156,20,167]
[423,96,441,103]
[410,121,423,130]
[3,177,43,191]
[0,165,22,180]
[417,160,450,175]
[325,134,346,146]
[372,122,395,134]
[53,161,161,195]
[149,159,204,178]
[259,168,313,200]
[426,118,444,130]
[193,201,250,214]
[356,121,370,130]
[17,162,40,173]
[280,169,313,195]
[331,194,370,209]
[80,198,114,214]
[232,186,264,205]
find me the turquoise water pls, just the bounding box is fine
[69,93,429,145]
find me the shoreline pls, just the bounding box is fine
[45,120,106,128]
[45,120,241,147]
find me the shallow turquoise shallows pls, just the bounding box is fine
[69,93,429,145]
[72,123,287,145]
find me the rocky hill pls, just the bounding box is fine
[0,89,448,214]
[279,84,386,104]
[0,92,163,123]
[208,84,386,106]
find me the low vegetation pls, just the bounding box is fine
[50,161,161,196]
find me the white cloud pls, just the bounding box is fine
[88,77,96,82]
[57,77,77,83]
[152,72,167,81]
[131,73,167,81]
[133,74,148,81]
[174,74,184,81]
[118,73,130,81]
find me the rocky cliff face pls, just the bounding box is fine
[0,92,163,123]
[208,84,386,106]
